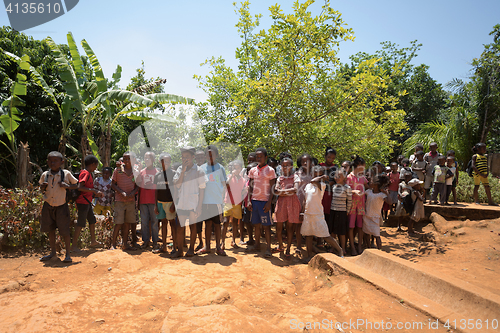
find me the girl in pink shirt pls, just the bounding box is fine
[346,155,368,256]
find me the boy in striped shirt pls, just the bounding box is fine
[328,167,352,256]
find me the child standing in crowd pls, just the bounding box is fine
[294,154,314,254]
[198,145,227,256]
[387,162,400,214]
[39,151,79,263]
[424,142,442,201]
[396,171,414,231]
[194,149,207,251]
[329,167,352,256]
[136,151,159,251]
[409,143,424,164]
[444,156,456,205]
[94,167,114,216]
[242,162,257,246]
[154,153,177,254]
[300,166,343,263]
[431,156,453,205]
[346,155,368,256]
[72,155,103,252]
[363,175,391,250]
[446,150,459,205]
[275,157,301,258]
[222,160,246,249]
[320,147,338,230]
[110,152,138,250]
[408,178,425,236]
[246,148,276,258]
[173,146,207,257]
[411,151,427,182]
[472,143,498,206]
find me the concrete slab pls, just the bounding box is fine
[311,250,500,333]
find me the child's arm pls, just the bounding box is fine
[263,178,276,213]
[346,187,352,213]
[382,188,392,205]
[299,195,306,222]
[445,169,454,179]
[247,178,254,211]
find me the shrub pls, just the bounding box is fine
[455,171,500,203]
[0,184,115,252]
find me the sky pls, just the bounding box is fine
[1,0,499,103]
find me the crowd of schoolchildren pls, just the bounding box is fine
[38,141,496,264]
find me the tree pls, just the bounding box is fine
[0,27,64,186]
[347,41,448,146]
[195,1,406,162]
[404,24,500,167]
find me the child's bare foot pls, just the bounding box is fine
[231,241,239,249]
[489,202,498,206]
[185,249,195,257]
[170,250,182,258]
[90,241,101,248]
[195,243,204,252]
[302,256,312,264]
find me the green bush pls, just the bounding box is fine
[0,185,115,252]
[455,171,500,203]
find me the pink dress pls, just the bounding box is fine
[275,175,301,224]
[346,173,367,215]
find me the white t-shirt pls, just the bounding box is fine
[304,182,325,216]
[446,166,456,185]
[365,189,387,219]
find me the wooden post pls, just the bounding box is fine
[16,142,31,188]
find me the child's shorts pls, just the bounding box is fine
[388,190,398,205]
[76,203,96,228]
[114,201,136,225]
[329,210,348,235]
[224,203,242,220]
[94,204,112,216]
[348,214,363,229]
[41,202,71,237]
[250,200,272,226]
[157,201,176,220]
[424,174,434,189]
[201,204,222,224]
[473,174,489,186]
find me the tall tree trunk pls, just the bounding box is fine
[80,134,91,165]
[16,142,31,188]
[58,135,67,156]
[104,124,112,167]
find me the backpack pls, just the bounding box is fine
[466,159,474,177]
[45,169,88,204]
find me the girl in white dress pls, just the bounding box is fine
[363,175,391,250]
[300,166,343,263]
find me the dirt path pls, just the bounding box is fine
[1,218,498,332]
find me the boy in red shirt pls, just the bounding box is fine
[136,151,159,251]
[72,155,103,252]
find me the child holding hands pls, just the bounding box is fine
[362,175,391,250]
[300,166,343,263]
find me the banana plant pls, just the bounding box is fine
[45,32,195,167]
[0,54,29,171]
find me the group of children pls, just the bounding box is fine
[38,141,497,263]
